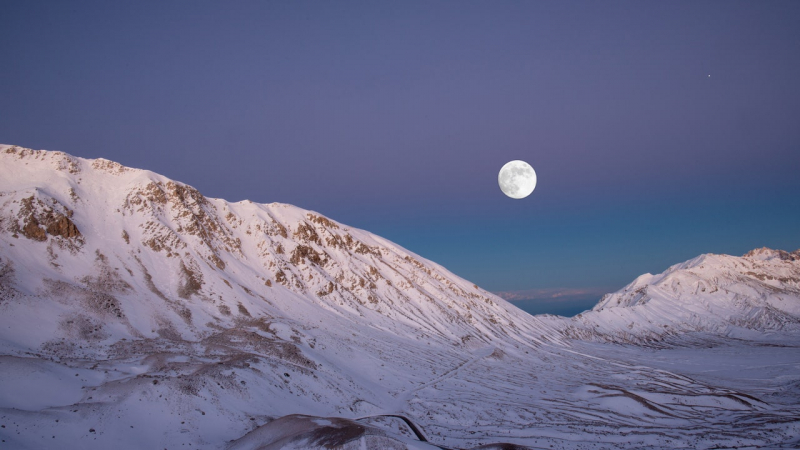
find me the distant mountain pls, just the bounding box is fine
[494,287,610,303]
[565,247,800,344]
[1,145,798,450]
[494,287,609,318]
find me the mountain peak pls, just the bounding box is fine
[578,246,800,343]
[743,246,800,261]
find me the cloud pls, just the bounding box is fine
[494,287,613,317]
[494,287,610,303]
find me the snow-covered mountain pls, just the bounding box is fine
[1,145,798,450]
[566,247,800,345]
[0,145,560,448]
[0,144,562,353]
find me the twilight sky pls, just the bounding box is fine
[2,1,799,312]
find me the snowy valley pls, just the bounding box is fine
[0,145,798,449]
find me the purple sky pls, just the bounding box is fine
[2,1,799,312]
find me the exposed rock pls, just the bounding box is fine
[21,219,47,241]
[307,213,339,229]
[14,195,81,242]
[45,214,81,239]
[290,244,324,266]
[744,247,800,261]
[178,260,203,299]
[294,221,321,245]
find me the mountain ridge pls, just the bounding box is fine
[0,144,564,352]
[560,247,800,345]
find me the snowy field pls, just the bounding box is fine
[1,333,798,449]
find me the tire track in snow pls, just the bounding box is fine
[387,346,496,413]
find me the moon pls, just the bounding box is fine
[498,160,537,199]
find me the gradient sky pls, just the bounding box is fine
[2,1,799,307]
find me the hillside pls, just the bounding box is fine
[566,247,800,345]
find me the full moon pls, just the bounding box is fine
[498,160,537,199]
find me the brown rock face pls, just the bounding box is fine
[14,196,82,242]
[124,180,240,271]
[744,247,800,261]
[45,214,81,239]
[290,244,323,266]
[21,220,47,241]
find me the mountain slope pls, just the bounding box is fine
[565,247,800,344]
[0,145,562,448]
[0,144,562,354]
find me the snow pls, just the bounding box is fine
[0,357,103,410]
[0,144,798,449]
[576,249,800,343]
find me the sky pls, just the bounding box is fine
[2,1,799,314]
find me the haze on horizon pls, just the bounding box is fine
[1,1,799,314]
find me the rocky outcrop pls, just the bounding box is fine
[9,195,81,242]
[744,246,800,261]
